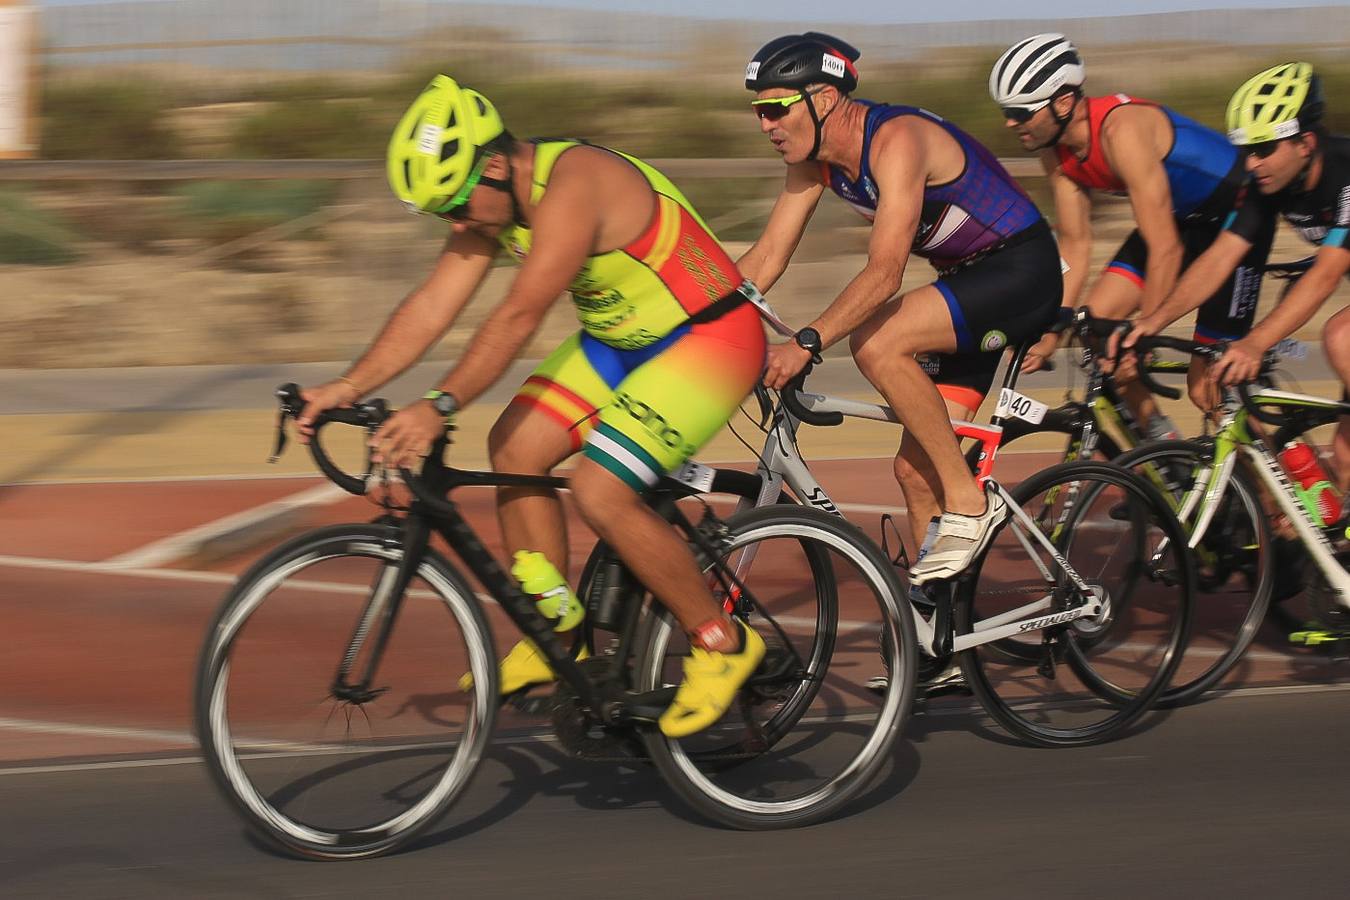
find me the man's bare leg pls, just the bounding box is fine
[488,402,575,574]
[850,285,985,516]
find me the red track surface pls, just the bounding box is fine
[2,454,1339,765]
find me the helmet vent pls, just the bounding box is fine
[440,138,460,163]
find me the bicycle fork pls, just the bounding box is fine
[332,516,433,704]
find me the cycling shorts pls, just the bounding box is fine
[1105,213,1276,344]
[925,222,1062,409]
[509,302,765,492]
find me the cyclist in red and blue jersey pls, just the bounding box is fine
[740,33,1061,595]
[991,33,1276,424]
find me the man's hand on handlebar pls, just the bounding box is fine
[1019,331,1060,374]
[297,380,361,443]
[1209,337,1266,386]
[370,400,445,468]
[763,341,814,391]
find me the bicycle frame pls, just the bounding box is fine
[693,355,1104,659]
[1162,388,1350,607]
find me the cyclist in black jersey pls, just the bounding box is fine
[1125,63,1350,480]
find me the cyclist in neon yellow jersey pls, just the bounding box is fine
[296,75,768,738]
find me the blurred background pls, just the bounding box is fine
[5,6,1350,893]
[3,0,1350,370]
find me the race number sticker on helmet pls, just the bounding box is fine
[996,388,1049,424]
[745,61,760,80]
[417,124,442,155]
[821,53,846,79]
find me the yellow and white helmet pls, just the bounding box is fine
[387,75,506,214]
[1226,62,1324,146]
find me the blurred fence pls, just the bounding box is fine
[37,1,1350,76]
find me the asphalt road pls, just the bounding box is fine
[4,686,1348,898]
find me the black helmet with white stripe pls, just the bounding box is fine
[989,33,1085,109]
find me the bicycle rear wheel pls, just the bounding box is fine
[635,505,914,829]
[1112,440,1272,705]
[195,523,497,860]
[956,462,1194,746]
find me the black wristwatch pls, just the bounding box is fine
[794,327,823,360]
[423,390,460,424]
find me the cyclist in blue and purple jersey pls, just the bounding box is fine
[739,33,1062,606]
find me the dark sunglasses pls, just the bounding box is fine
[751,88,822,122]
[1000,103,1047,124]
[1245,140,1287,160]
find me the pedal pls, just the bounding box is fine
[1037,640,1057,680]
[504,688,557,716]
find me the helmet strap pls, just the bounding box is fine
[805,90,840,161]
[478,148,525,225]
[1293,134,1320,194]
[1043,91,1079,149]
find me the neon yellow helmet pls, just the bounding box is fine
[1226,62,1324,146]
[387,75,506,214]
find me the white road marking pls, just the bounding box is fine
[102,482,348,568]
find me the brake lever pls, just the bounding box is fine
[269,406,290,463]
[753,383,773,429]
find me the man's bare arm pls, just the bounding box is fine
[1104,111,1183,317]
[805,124,923,346]
[736,162,824,292]
[1043,152,1092,306]
[1246,243,1350,350]
[342,230,498,393]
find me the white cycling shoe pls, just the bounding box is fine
[908,486,1010,585]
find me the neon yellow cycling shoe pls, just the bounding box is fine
[658,620,765,738]
[459,638,588,695]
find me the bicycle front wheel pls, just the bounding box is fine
[956,462,1195,746]
[1112,440,1273,705]
[195,523,498,860]
[635,505,915,829]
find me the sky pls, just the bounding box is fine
[31,0,1350,23]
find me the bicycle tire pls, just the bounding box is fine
[1111,439,1273,706]
[635,505,914,829]
[955,461,1195,747]
[195,522,498,860]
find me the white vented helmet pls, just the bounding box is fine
[989,33,1085,109]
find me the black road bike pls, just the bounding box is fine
[195,385,915,859]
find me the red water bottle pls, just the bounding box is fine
[1278,442,1342,527]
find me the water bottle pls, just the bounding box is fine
[1277,442,1342,528]
[512,550,583,632]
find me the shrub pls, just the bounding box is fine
[40,79,182,159]
[228,100,384,159]
[0,191,83,265]
[175,180,339,243]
